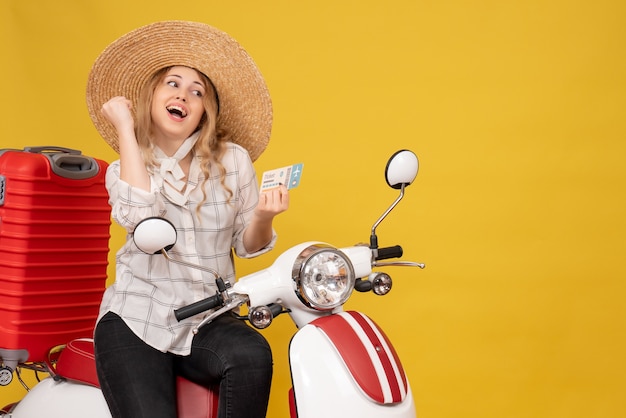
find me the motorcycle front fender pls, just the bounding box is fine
[289,311,416,418]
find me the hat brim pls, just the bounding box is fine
[86,20,272,161]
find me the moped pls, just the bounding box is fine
[1,149,424,418]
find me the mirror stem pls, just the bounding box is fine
[370,183,406,251]
[159,249,221,280]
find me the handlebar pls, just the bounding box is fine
[174,293,224,321]
[375,245,403,260]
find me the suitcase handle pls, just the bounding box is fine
[23,146,100,180]
[23,146,82,155]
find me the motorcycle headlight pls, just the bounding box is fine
[292,244,356,311]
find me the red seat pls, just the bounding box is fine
[54,338,219,417]
[176,377,219,418]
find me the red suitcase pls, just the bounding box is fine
[0,146,111,366]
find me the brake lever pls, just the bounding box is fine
[373,261,425,269]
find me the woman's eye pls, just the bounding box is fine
[193,90,203,97]
[167,81,178,87]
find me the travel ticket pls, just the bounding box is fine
[260,163,304,191]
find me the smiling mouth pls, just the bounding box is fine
[166,105,188,118]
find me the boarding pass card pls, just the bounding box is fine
[260,163,304,191]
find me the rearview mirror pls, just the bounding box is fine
[385,150,419,189]
[133,217,177,254]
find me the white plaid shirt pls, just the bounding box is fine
[98,141,275,355]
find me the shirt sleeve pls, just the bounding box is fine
[105,160,167,232]
[230,147,277,258]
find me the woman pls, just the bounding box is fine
[86,21,288,418]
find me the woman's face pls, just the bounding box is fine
[150,66,207,149]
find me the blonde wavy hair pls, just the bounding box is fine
[134,66,233,214]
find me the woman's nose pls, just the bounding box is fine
[176,95,187,102]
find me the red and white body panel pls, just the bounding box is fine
[7,339,218,418]
[289,311,416,418]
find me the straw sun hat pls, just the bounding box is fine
[86,20,272,161]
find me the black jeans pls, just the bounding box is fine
[94,312,273,418]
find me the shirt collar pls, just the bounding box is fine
[154,132,200,205]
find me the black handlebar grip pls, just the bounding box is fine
[376,245,403,260]
[174,293,223,321]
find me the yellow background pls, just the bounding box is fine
[2,0,625,417]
